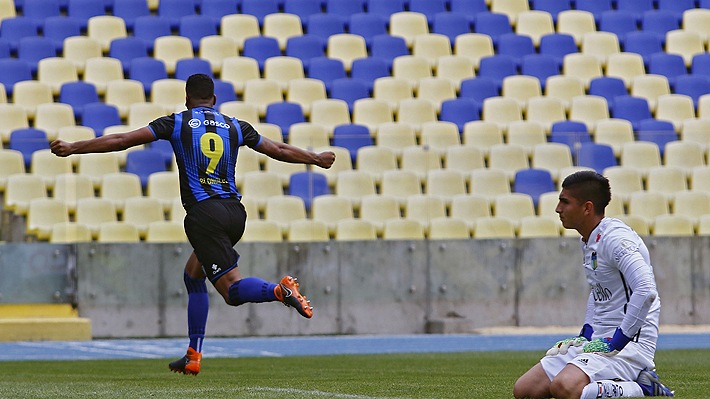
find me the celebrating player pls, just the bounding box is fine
[50,74,335,375]
[513,171,674,398]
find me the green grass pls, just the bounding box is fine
[1,349,707,398]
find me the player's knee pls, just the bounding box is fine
[513,377,543,399]
[549,377,582,399]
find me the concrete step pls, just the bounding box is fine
[0,304,91,341]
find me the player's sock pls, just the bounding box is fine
[228,277,278,306]
[580,380,644,398]
[184,271,208,353]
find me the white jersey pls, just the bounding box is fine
[581,217,661,350]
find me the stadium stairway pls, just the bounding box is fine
[0,304,91,341]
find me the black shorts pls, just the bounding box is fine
[183,198,246,283]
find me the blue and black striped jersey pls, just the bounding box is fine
[148,107,262,210]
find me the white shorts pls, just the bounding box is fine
[539,343,655,383]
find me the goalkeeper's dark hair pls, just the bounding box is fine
[185,74,214,100]
[561,171,611,215]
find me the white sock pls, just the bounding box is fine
[579,380,644,398]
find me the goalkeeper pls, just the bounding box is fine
[513,171,674,398]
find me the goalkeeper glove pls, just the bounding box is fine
[582,327,631,357]
[545,323,593,357]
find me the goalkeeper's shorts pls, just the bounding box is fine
[539,344,655,383]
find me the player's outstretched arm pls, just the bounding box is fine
[50,127,157,157]
[255,136,335,169]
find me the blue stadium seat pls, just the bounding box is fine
[284,0,322,29]
[514,169,555,208]
[265,102,305,137]
[110,37,149,74]
[325,0,365,26]
[432,12,472,46]
[112,0,151,30]
[408,0,447,25]
[459,76,498,106]
[588,77,628,111]
[17,37,57,74]
[129,57,169,96]
[616,0,653,23]
[200,0,240,28]
[148,140,174,167]
[9,128,49,168]
[330,78,370,113]
[0,59,33,96]
[308,56,347,93]
[366,0,406,22]
[60,81,100,119]
[530,0,571,23]
[474,12,512,46]
[497,34,536,68]
[624,32,663,67]
[574,0,612,24]
[242,36,281,71]
[179,15,218,51]
[81,102,121,136]
[307,13,346,48]
[656,0,694,23]
[440,98,480,133]
[674,75,710,109]
[612,95,652,131]
[450,0,489,24]
[0,17,38,53]
[175,58,214,80]
[370,34,408,70]
[691,53,710,82]
[67,0,107,29]
[539,33,577,67]
[133,16,172,52]
[349,13,387,48]
[637,119,677,157]
[23,0,62,29]
[599,11,637,45]
[241,0,280,26]
[550,120,591,158]
[213,79,237,109]
[576,143,616,174]
[0,39,10,59]
[332,124,373,164]
[521,54,560,90]
[40,16,81,52]
[641,10,678,44]
[648,52,687,88]
[350,57,389,93]
[158,0,197,29]
[477,55,517,90]
[288,171,330,211]
[125,149,168,188]
[286,35,325,72]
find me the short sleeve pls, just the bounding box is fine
[149,114,176,140]
[238,120,262,148]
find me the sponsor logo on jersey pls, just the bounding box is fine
[211,264,221,275]
[188,118,201,128]
[592,282,613,302]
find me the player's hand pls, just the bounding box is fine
[582,328,631,357]
[315,151,335,169]
[546,336,588,356]
[50,140,74,157]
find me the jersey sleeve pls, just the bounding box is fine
[238,120,262,148]
[148,114,176,140]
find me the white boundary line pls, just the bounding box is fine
[245,386,418,399]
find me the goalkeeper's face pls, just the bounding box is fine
[556,188,586,230]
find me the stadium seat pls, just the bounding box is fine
[557,10,596,46]
[562,53,602,90]
[605,53,646,90]
[440,98,480,134]
[329,78,369,114]
[265,102,305,137]
[655,94,695,132]
[366,0,406,22]
[332,124,372,164]
[642,10,679,42]
[474,12,512,47]
[352,98,394,135]
[0,17,38,53]
[449,193,491,232]
[30,149,72,189]
[12,81,51,119]
[326,0,365,25]
[196,37,236,73]
[637,119,678,157]
[59,81,99,119]
[518,215,561,237]
[648,53,687,89]
[112,0,151,30]
[681,119,710,148]
[389,11,429,48]
[87,16,127,53]
[62,36,102,75]
[482,97,522,133]
[436,55,475,92]
[629,190,670,227]
[308,57,347,93]
[425,169,466,205]
[459,77,499,107]
[498,34,535,68]
[23,0,60,30]
[242,79,283,117]
[521,54,560,91]
[307,13,346,47]
[462,121,504,156]
[594,119,635,157]
[263,56,305,93]
[666,30,704,68]
[286,78,327,118]
[99,172,142,212]
[78,101,120,137]
[0,59,32,97]
[263,13,303,51]
[284,0,321,29]
[630,74,671,113]
[265,195,307,231]
[577,143,617,174]
[478,55,517,90]
[531,143,573,181]
[146,171,179,212]
[17,37,55,75]
[125,149,167,188]
[445,145,486,174]
[349,13,387,48]
[355,146,398,183]
[288,171,330,211]
[240,171,284,210]
[568,95,609,133]
[335,170,376,209]
[599,11,636,45]
[620,141,662,176]
[287,219,330,242]
[375,122,417,156]
[549,120,591,158]
[49,222,92,243]
[501,75,542,109]
[381,218,424,240]
[309,98,350,136]
[242,220,284,242]
[646,165,688,200]
[404,194,447,230]
[506,121,547,155]
[286,35,325,72]
[516,11,555,47]
[312,194,353,235]
[381,169,422,205]
[82,57,123,97]
[683,8,710,45]
[454,33,495,70]
[432,11,470,47]
[538,33,577,68]
[488,143,529,182]
[612,96,652,131]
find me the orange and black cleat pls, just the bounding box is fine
[169,347,202,375]
[275,275,313,318]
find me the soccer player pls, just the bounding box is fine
[513,171,674,398]
[50,74,335,375]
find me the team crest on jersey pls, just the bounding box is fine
[188,118,201,128]
[591,252,598,270]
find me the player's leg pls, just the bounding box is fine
[549,363,590,399]
[513,363,553,399]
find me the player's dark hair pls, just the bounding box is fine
[185,74,214,100]
[561,171,611,215]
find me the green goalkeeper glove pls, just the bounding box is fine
[582,327,631,357]
[545,324,594,356]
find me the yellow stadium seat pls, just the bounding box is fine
[506,121,547,156]
[264,56,305,93]
[99,172,142,212]
[518,215,560,237]
[0,104,29,141]
[425,169,466,205]
[241,219,283,242]
[122,196,165,237]
[30,149,72,189]
[462,120,504,156]
[400,145,442,181]
[355,146,398,183]
[620,141,662,177]
[235,147,260,187]
[199,35,238,74]
[450,193,491,232]
[327,33,368,72]
[373,77,413,113]
[335,170,377,209]
[683,8,710,45]
[170,196,187,222]
[87,15,127,52]
[655,94,695,132]
[473,216,516,238]
[288,122,330,150]
[0,149,25,191]
[681,119,710,148]
[375,122,417,156]
[0,0,15,20]
[469,168,511,201]
[219,101,259,125]
[516,10,554,47]
[664,141,705,176]
[392,55,432,91]
[313,145,353,185]
[595,119,635,157]
[34,102,75,141]
[77,152,121,189]
[482,97,522,133]
[147,171,179,212]
[488,143,529,181]
[563,53,603,89]
[98,221,140,242]
[145,221,187,242]
[153,36,194,74]
[531,143,573,181]
[241,171,283,209]
[243,79,283,117]
[221,14,260,50]
[252,123,283,144]
[128,102,168,128]
[287,219,330,242]
[630,74,670,113]
[617,214,650,236]
[83,57,123,96]
[416,77,456,113]
[264,157,306,187]
[445,145,486,174]
[581,31,620,66]
[37,57,78,96]
[360,194,401,234]
[454,33,494,70]
[50,222,92,243]
[404,194,447,230]
[352,98,394,135]
[699,214,710,235]
[673,190,710,227]
[652,214,695,236]
[646,166,688,201]
[412,33,452,68]
[491,0,529,25]
[52,173,94,213]
[286,78,327,117]
[12,81,52,119]
[221,56,261,95]
[525,97,566,133]
[436,55,475,91]
[383,218,425,240]
[603,166,644,205]
[606,192,625,218]
[309,99,351,135]
[537,191,562,218]
[27,198,69,240]
[494,192,536,230]
[263,13,303,51]
[312,194,353,234]
[666,30,705,67]
[691,165,710,193]
[628,190,669,226]
[557,10,596,46]
[502,75,542,109]
[605,53,646,89]
[569,95,609,133]
[428,216,470,239]
[151,78,187,113]
[420,121,460,154]
[380,169,422,205]
[63,36,102,74]
[545,75,585,111]
[389,11,429,48]
[105,79,147,118]
[76,197,118,238]
[335,218,378,241]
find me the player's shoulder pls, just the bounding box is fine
[598,218,643,254]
